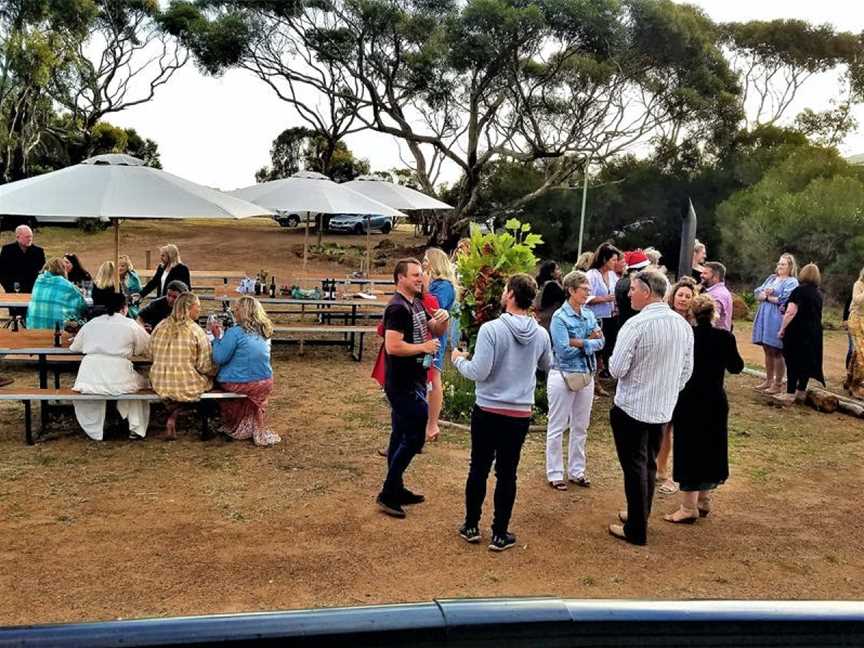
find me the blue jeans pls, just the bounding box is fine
[381,389,428,497]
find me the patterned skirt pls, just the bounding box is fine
[218,378,281,446]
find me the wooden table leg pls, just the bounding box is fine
[38,355,48,430]
[24,400,33,445]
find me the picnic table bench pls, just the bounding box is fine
[0,387,245,445]
[138,270,248,283]
[202,291,387,326]
[271,325,377,361]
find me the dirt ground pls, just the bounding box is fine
[0,220,862,625]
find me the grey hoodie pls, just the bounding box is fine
[454,313,552,412]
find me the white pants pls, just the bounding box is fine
[73,400,151,441]
[546,371,594,480]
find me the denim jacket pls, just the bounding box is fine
[549,301,604,374]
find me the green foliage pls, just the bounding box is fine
[717,143,864,298]
[455,218,542,350]
[255,128,370,183]
[441,365,548,424]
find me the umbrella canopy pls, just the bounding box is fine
[0,155,270,288]
[0,155,271,221]
[230,171,407,218]
[342,174,452,211]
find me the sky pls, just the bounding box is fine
[106,1,864,191]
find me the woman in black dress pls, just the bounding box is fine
[777,263,825,404]
[139,244,191,298]
[534,261,565,333]
[665,294,744,524]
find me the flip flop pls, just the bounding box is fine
[549,480,568,491]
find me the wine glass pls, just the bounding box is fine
[12,282,20,294]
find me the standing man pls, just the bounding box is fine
[0,225,45,386]
[0,224,46,307]
[376,258,449,519]
[608,270,693,546]
[451,274,552,551]
[701,261,733,331]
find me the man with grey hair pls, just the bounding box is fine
[607,269,693,546]
[701,261,733,331]
[0,223,46,323]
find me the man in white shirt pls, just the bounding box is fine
[608,270,694,545]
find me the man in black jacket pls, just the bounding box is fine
[0,225,45,386]
[0,225,45,297]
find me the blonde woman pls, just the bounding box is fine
[140,243,191,298]
[91,261,117,312]
[845,267,864,398]
[208,296,281,446]
[150,293,214,439]
[691,239,707,282]
[752,253,799,394]
[574,251,594,272]
[422,247,460,441]
[119,255,142,318]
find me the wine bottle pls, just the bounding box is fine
[269,276,276,298]
[53,322,61,347]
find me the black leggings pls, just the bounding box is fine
[600,317,619,367]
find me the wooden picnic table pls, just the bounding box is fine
[202,289,387,326]
[0,293,32,308]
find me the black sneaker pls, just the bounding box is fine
[399,489,425,505]
[458,524,481,543]
[489,532,517,552]
[376,494,406,518]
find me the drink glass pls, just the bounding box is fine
[13,282,20,293]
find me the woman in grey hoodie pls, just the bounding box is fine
[451,273,552,552]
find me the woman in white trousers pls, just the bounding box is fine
[546,270,604,490]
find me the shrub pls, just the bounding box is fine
[455,218,542,351]
[76,218,110,232]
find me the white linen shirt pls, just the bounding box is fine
[609,301,694,424]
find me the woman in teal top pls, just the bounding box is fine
[26,257,88,330]
[208,296,280,446]
[118,255,142,319]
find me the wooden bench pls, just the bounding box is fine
[0,388,246,445]
[272,325,377,361]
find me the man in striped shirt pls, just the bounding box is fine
[608,269,694,546]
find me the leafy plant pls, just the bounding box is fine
[455,218,542,351]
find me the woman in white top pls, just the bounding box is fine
[70,292,151,440]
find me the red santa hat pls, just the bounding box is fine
[624,249,650,270]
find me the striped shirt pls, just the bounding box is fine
[609,301,694,424]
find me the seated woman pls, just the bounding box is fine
[26,257,88,330]
[119,255,143,319]
[150,292,215,440]
[90,261,117,313]
[208,296,280,446]
[140,244,191,298]
[70,292,151,440]
[64,253,92,286]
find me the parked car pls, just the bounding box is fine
[272,211,303,228]
[328,213,393,234]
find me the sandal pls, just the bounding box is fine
[663,506,699,524]
[549,480,568,491]
[657,479,679,496]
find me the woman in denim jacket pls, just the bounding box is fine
[546,270,604,490]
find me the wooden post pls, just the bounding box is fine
[316,213,323,246]
[145,250,151,270]
[113,218,120,290]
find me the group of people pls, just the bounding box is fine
[0,226,277,446]
[372,236,839,550]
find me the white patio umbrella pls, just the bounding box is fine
[342,174,452,211]
[231,171,408,280]
[0,154,271,286]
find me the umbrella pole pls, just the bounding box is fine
[366,216,373,294]
[113,218,120,290]
[303,214,309,281]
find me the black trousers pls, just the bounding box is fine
[783,351,810,395]
[610,405,663,545]
[464,406,529,536]
[381,389,428,497]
